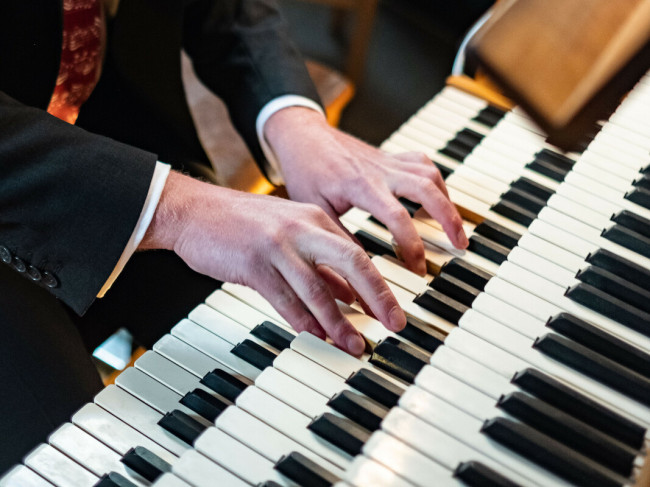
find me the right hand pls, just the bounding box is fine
[139,171,406,355]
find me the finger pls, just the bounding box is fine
[392,151,450,199]
[317,265,356,304]
[253,269,326,340]
[277,257,366,356]
[390,174,468,249]
[352,184,427,275]
[301,232,406,333]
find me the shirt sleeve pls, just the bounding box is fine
[256,95,325,185]
[97,161,171,297]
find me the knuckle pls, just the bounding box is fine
[304,278,330,302]
[387,203,410,224]
[417,177,437,194]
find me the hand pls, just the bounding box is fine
[140,171,406,355]
[264,107,469,276]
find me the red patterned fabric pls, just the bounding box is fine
[47,0,105,124]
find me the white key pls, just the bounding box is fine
[24,444,97,487]
[396,389,573,486]
[135,350,219,399]
[471,292,546,340]
[370,255,430,295]
[516,232,586,272]
[273,349,359,398]
[380,409,533,486]
[255,366,329,418]
[94,385,189,457]
[384,281,456,335]
[72,403,178,464]
[152,473,191,487]
[188,304,252,345]
[235,386,353,469]
[48,423,147,486]
[153,334,233,381]
[205,289,291,331]
[172,450,248,487]
[0,466,54,487]
[362,431,463,487]
[194,427,295,486]
[171,319,261,380]
[343,455,416,487]
[221,283,290,326]
[215,406,346,478]
[115,367,210,426]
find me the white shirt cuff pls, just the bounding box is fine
[97,161,171,298]
[256,95,325,185]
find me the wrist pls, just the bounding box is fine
[264,106,328,155]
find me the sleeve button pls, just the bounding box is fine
[11,257,26,273]
[0,246,12,264]
[27,266,42,281]
[42,271,59,288]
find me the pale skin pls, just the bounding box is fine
[140,106,468,355]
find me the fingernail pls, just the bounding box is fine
[346,334,365,356]
[456,228,469,248]
[389,306,406,331]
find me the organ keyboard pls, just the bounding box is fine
[4,73,650,487]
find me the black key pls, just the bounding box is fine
[439,140,474,162]
[576,265,650,315]
[398,197,421,217]
[158,409,206,445]
[525,158,567,182]
[454,461,522,487]
[308,413,370,456]
[497,391,637,476]
[431,158,454,180]
[490,200,536,227]
[472,105,506,128]
[547,313,650,378]
[369,336,429,383]
[345,368,404,408]
[354,230,396,259]
[275,451,340,487]
[499,187,546,214]
[454,128,484,148]
[512,368,646,449]
[467,234,511,264]
[94,473,137,487]
[440,257,493,291]
[397,315,444,354]
[201,368,249,402]
[251,321,294,351]
[328,390,388,431]
[534,149,574,173]
[180,388,229,422]
[482,417,626,487]
[231,339,276,370]
[430,272,480,307]
[611,209,650,239]
[534,333,650,407]
[601,224,650,259]
[473,220,521,250]
[414,289,468,325]
[633,173,650,190]
[509,177,554,202]
[121,446,172,482]
[565,282,650,337]
[625,186,650,210]
[587,248,650,292]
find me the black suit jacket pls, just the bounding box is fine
[0,0,320,315]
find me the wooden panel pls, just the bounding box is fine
[468,0,650,149]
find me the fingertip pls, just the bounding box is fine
[346,333,366,356]
[455,227,469,249]
[388,306,406,332]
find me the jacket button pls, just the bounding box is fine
[12,257,26,273]
[42,271,59,288]
[0,246,11,264]
[27,266,42,281]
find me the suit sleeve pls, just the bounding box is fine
[182,0,323,172]
[0,91,158,315]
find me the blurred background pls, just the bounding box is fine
[279,0,494,144]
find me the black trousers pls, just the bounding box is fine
[0,250,219,473]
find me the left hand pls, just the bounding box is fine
[264,106,469,276]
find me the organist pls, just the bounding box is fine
[0,0,467,471]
